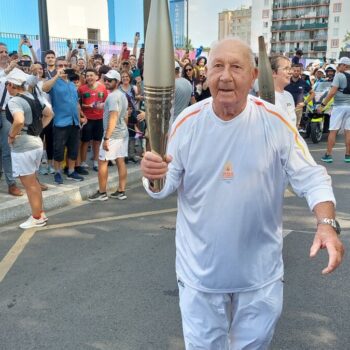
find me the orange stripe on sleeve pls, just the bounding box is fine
[253,100,308,158]
[169,103,209,140]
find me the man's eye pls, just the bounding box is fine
[214,63,223,68]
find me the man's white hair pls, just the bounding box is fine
[208,37,256,68]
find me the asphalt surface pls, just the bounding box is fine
[0,135,349,350]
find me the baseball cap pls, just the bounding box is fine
[336,57,350,65]
[302,70,310,77]
[6,68,30,85]
[104,70,121,81]
[325,64,336,71]
[317,69,325,75]
[175,61,180,70]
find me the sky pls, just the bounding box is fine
[115,0,252,47]
[189,0,252,47]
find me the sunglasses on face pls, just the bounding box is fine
[104,78,114,82]
[185,68,192,72]
[57,64,68,68]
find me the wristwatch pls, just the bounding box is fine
[103,137,109,141]
[320,102,326,107]
[317,218,341,235]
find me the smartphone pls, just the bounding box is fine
[135,32,140,37]
[66,39,71,48]
[122,42,127,47]
[21,34,28,41]
[133,69,141,79]
[94,44,99,49]
[122,49,130,60]
[18,60,31,67]
[77,40,84,45]
[64,68,75,75]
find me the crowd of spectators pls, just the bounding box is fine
[0,33,211,228]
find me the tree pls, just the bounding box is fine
[183,36,193,50]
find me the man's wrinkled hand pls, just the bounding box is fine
[141,152,172,181]
[310,225,345,274]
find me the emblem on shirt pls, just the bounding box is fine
[222,161,234,180]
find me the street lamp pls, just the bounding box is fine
[38,0,50,62]
[186,0,189,50]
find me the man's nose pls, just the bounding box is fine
[220,66,233,81]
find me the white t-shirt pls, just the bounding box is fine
[144,96,335,293]
[275,90,297,126]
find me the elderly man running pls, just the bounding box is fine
[141,38,344,349]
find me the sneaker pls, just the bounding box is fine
[63,166,68,175]
[39,165,48,175]
[41,212,48,222]
[54,172,64,185]
[67,171,84,182]
[88,191,108,202]
[344,155,350,163]
[321,154,333,163]
[93,165,98,172]
[48,165,55,174]
[75,166,89,175]
[80,161,89,168]
[19,215,47,229]
[110,191,127,200]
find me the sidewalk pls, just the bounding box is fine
[0,162,142,226]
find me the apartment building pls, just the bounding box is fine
[250,0,273,55]
[218,7,252,46]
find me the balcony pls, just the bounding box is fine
[302,22,328,29]
[273,0,330,9]
[314,45,327,51]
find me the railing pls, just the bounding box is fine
[314,45,327,51]
[273,0,330,8]
[0,32,199,62]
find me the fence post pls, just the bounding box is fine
[38,0,50,62]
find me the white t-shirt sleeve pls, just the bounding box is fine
[283,130,335,210]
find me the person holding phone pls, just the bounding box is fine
[17,35,38,66]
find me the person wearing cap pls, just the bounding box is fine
[325,65,336,82]
[0,41,23,196]
[318,56,350,163]
[5,68,53,229]
[88,70,129,201]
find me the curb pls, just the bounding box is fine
[0,167,142,226]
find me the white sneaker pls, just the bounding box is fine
[41,212,48,222]
[80,161,89,168]
[19,215,47,229]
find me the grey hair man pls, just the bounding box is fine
[141,38,344,349]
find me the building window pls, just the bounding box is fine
[333,3,342,12]
[334,16,340,23]
[87,28,100,42]
[263,21,269,28]
[262,9,269,18]
[331,39,339,48]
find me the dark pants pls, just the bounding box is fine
[53,125,80,162]
[40,119,54,160]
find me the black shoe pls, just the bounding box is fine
[128,156,139,164]
[88,191,108,201]
[63,166,68,175]
[75,166,89,175]
[110,191,127,200]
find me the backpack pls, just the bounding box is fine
[340,72,350,94]
[6,93,44,136]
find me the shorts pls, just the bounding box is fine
[99,137,128,161]
[329,106,350,131]
[11,148,43,177]
[53,125,80,162]
[178,278,283,350]
[81,119,103,142]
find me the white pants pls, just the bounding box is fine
[178,278,284,350]
[11,148,43,177]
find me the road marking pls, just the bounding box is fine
[0,208,178,284]
[309,147,345,152]
[0,228,36,283]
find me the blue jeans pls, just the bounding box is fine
[0,112,16,186]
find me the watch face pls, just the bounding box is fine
[335,220,341,235]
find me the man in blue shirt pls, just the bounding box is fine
[42,57,85,184]
[285,63,314,130]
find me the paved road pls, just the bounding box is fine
[0,137,349,350]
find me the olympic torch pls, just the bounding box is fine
[258,36,275,105]
[143,0,175,191]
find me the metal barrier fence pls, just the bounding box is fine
[0,32,202,63]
